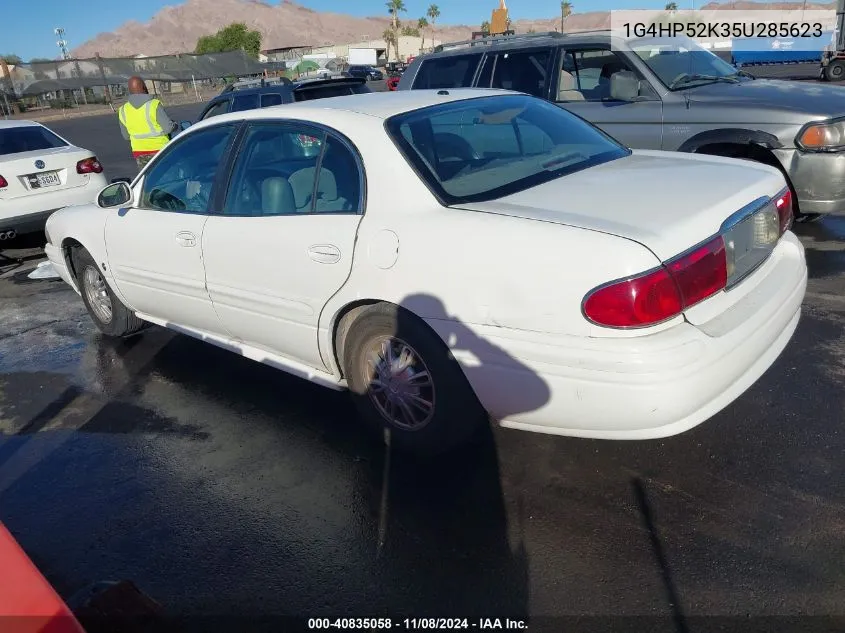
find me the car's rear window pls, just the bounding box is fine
[412,54,482,89]
[385,94,630,205]
[294,83,371,101]
[0,125,68,155]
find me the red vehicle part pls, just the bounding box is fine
[0,522,86,633]
[387,76,401,91]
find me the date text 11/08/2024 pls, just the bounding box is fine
[307,618,529,630]
[621,21,824,38]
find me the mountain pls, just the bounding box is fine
[71,0,840,59]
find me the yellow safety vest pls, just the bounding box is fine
[119,99,170,153]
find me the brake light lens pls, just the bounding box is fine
[0,175,7,188]
[584,235,727,328]
[774,188,793,234]
[76,157,103,174]
[583,267,683,328]
[666,237,728,309]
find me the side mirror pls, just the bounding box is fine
[97,181,132,208]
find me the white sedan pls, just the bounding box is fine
[0,120,107,241]
[43,89,807,454]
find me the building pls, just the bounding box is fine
[261,46,313,63]
[310,35,442,65]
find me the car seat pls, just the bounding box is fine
[260,177,296,215]
[557,70,585,101]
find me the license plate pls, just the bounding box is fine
[28,171,60,188]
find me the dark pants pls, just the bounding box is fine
[134,153,157,170]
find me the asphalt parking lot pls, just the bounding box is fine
[2,92,845,631]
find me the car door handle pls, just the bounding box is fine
[176,231,196,247]
[307,244,341,264]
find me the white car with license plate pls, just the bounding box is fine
[0,120,107,241]
[43,89,807,454]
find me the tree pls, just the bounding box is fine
[386,0,407,35]
[665,2,678,10]
[194,22,262,58]
[427,3,440,45]
[481,21,491,35]
[401,25,420,37]
[0,54,22,65]
[418,17,429,50]
[561,1,573,33]
[382,28,398,62]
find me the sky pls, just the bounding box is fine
[0,0,668,61]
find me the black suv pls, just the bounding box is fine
[346,65,384,81]
[195,77,371,122]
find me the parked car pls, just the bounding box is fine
[194,77,372,123]
[398,30,845,222]
[0,120,107,240]
[346,65,384,81]
[43,89,806,455]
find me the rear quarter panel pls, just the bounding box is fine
[311,112,667,372]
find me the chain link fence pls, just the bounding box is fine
[1,50,268,116]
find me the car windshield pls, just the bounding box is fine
[629,36,746,90]
[385,94,630,205]
[0,125,68,155]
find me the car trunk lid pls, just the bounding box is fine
[0,145,98,201]
[453,150,787,261]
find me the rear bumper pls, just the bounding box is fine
[428,232,807,440]
[0,175,106,234]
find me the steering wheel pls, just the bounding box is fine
[148,188,186,212]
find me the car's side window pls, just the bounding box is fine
[232,93,260,112]
[558,48,657,103]
[202,100,230,120]
[488,48,553,98]
[223,123,362,217]
[261,93,284,108]
[139,125,235,213]
[412,54,482,89]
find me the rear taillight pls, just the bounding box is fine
[775,188,793,234]
[0,175,7,188]
[584,190,788,329]
[584,235,727,328]
[76,157,103,174]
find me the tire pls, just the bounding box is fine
[73,247,145,338]
[342,303,488,456]
[825,60,845,82]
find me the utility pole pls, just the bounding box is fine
[55,27,87,104]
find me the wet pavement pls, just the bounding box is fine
[1,119,845,630]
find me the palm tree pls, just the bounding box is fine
[427,3,440,45]
[387,0,407,35]
[561,1,573,32]
[382,28,398,62]
[418,17,429,51]
[665,1,678,10]
[481,20,491,35]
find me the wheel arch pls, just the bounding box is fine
[60,237,84,292]
[677,128,784,153]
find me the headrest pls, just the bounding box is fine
[610,70,640,101]
[559,70,577,91]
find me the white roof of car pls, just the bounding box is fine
[0,120,45,129]
[203,88,518,129]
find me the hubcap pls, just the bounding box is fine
[361,336,435,431]
[83,266,113,324]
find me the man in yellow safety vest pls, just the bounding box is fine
[117,76,177,170]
